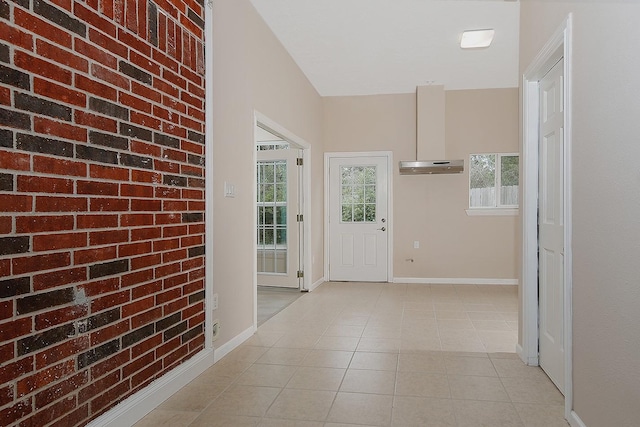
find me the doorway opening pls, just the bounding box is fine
[256,125,302,289]
[253,113,312,327]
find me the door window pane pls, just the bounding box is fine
[365,204,376,222]
[340,166,377,223]
[275,206,287,224]
[263,228,274,245]
[276,183,286,202]
[364,167,376,184]
[342,205,353,222]
[262,164,274,183]
[364,185,376,203]
[353,204,364,222]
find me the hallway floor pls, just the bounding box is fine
[136,282,568,426]
[257,286,304,326]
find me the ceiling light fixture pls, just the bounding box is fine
[460,29,495,49]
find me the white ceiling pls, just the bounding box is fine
[249,0,521,97]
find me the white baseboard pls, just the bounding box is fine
[87,324,264,427]
[569,410,587,427]
[516,344,539,366]
[213,324,256,362]
[393,277,518,286]
[308,277,325,292]
[87,349,214,427]
[516,344,526,363]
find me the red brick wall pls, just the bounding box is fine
[0,0,206,425]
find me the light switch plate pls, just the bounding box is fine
[224,182,236,198]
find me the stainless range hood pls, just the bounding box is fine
[399,159,464,175]
[399,85,464,175]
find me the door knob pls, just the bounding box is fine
[377,227,386,231]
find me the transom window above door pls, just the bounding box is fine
[340,166,377,223]
[257,142,290,151]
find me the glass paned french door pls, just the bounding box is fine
[256,143,301,289]
[257,159,288,274]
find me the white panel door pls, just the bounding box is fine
[329,156,388,282]
[257,148,300,288]
[539,58,565,394]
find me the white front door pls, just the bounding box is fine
[538,58,565,393]
[257,148,301,288]
[328,155,389,282]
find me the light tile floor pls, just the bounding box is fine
[257,286,304,326]
[136,282,568,427]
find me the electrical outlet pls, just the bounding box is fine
[413,240,420,249]
[212,293,218,310]
[212,319,220,342]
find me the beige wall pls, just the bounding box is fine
[212,0,324,345]
[323,89,519,280]
[520,2,640,425]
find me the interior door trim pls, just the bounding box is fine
[253,112,312,325]
[521,14,574,423]
[324,151,394,283]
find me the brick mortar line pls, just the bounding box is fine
[3,246,203,276]
[1,243,205,257]
[8,285,205,320]
[0,188,206,197]
[0,215,205,225]
[2,228,203,233]
[5,298,204,338]
[0,216,205,230]
[0,148,205,173]
[0,190,205,199]
[7,290,204,323]
[0,138,207,167]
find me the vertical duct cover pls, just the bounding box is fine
[399,85,464,174]
[417,85,446,160]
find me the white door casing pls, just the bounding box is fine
[538,58,565,394]
[253,112,313,331]
[521,14,573,423]
[326,154,391,282]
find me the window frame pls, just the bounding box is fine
[467,152,519,216]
